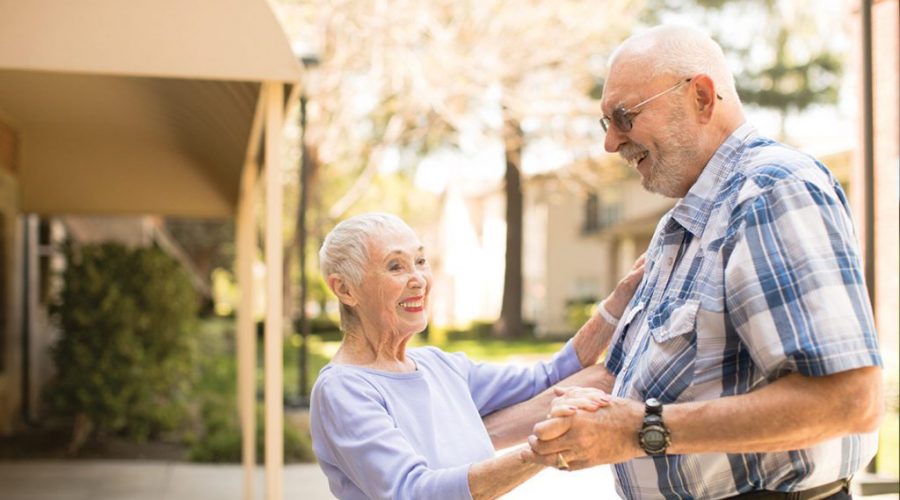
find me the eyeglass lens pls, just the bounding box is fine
[599,108,634,133]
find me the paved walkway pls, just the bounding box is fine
[0,459,615,499]
[1,460,896,499]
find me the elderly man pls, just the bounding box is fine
[523,25,883,499]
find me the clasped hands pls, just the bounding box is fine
[520,386,644,471]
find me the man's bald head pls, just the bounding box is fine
[609,25,739,104]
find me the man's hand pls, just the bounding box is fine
[521,398,645,470]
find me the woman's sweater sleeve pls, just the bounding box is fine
[436,340,581,416]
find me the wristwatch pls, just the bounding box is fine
[638,398,670,456]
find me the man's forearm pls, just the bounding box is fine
[525,366,884,469]
[667,366,884,454]
[484,363,615,449]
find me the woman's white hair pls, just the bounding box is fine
[609,24,739,102]
[319,212,409,285]
[319,212,410,329]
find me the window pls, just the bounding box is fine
[583,192,623,234]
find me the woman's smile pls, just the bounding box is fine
[399,295,425,313]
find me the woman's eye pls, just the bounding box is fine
[416,257,427,266]
[388,262,402,271]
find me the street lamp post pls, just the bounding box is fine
[296,54,319,407]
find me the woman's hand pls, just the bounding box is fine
[547,386,612,418]
[601,254,646,319]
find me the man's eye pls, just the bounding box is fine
[416,257,427,266]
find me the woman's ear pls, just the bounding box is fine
[327,274,358,307]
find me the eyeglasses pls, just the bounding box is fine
[600,77,700,133]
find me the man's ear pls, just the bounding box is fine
[692,74,717,123]
[327,274,358,307]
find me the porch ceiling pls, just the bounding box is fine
[0,0,303,217]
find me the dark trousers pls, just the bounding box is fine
[727,478,851,500]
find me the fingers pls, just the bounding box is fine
[550,397,602,415]
[632,253,646,270]
[552,387,612,409]
[548,405,578,418]
[532,415,572,441]
[520,447,559,468]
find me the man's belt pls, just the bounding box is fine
[728,477,851,500]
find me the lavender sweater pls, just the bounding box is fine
[309,341,581,499]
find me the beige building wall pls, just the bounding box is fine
[538,193,611,335]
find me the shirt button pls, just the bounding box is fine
[668,258,675,265]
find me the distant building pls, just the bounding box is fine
[428,162,672,337]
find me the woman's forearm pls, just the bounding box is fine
[468,445,544,500]
[484,363,615,449]
[572,255,645,366]
[571,313,616,366]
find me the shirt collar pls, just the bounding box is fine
[669,122,758,237]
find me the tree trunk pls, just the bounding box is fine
[494,114,524,339]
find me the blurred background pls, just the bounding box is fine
[0,0,896,498]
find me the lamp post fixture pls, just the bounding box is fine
[296,53,319,407]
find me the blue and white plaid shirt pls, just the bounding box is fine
[605,123,882,499]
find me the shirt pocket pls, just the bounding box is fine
[640,299,700,403]
[649,299,700,343]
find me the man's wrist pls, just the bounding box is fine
[638,398,671,456]
[626,400,647,459]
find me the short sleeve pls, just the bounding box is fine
[309,370,472,500]
[723,176,881,377]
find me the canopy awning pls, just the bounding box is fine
[0,0,304,217]
[1,2,299,499]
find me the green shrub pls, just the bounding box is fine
[292,315,340,335]
[443,320,540,341]
[565,297,598,331]
[188,406,315,463]
[44,242,199,450]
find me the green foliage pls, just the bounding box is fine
[188,406,315,464]
[414,336,565,362]
[45,242,199,444]
[293,314,340,335]
[642,0,844,120]
[164,218,235,276]
[738,50,841,113]
[566,297,598,332]
[442,320,538,342]
[188,318,316,463]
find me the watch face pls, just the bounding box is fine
[640,424,669,454]
[644,429,666,447]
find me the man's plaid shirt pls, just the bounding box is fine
[605,123,882,499]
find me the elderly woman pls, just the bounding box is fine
[310,212,644,500]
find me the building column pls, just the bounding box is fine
[236,158,258,500]
[263,81,285,500]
